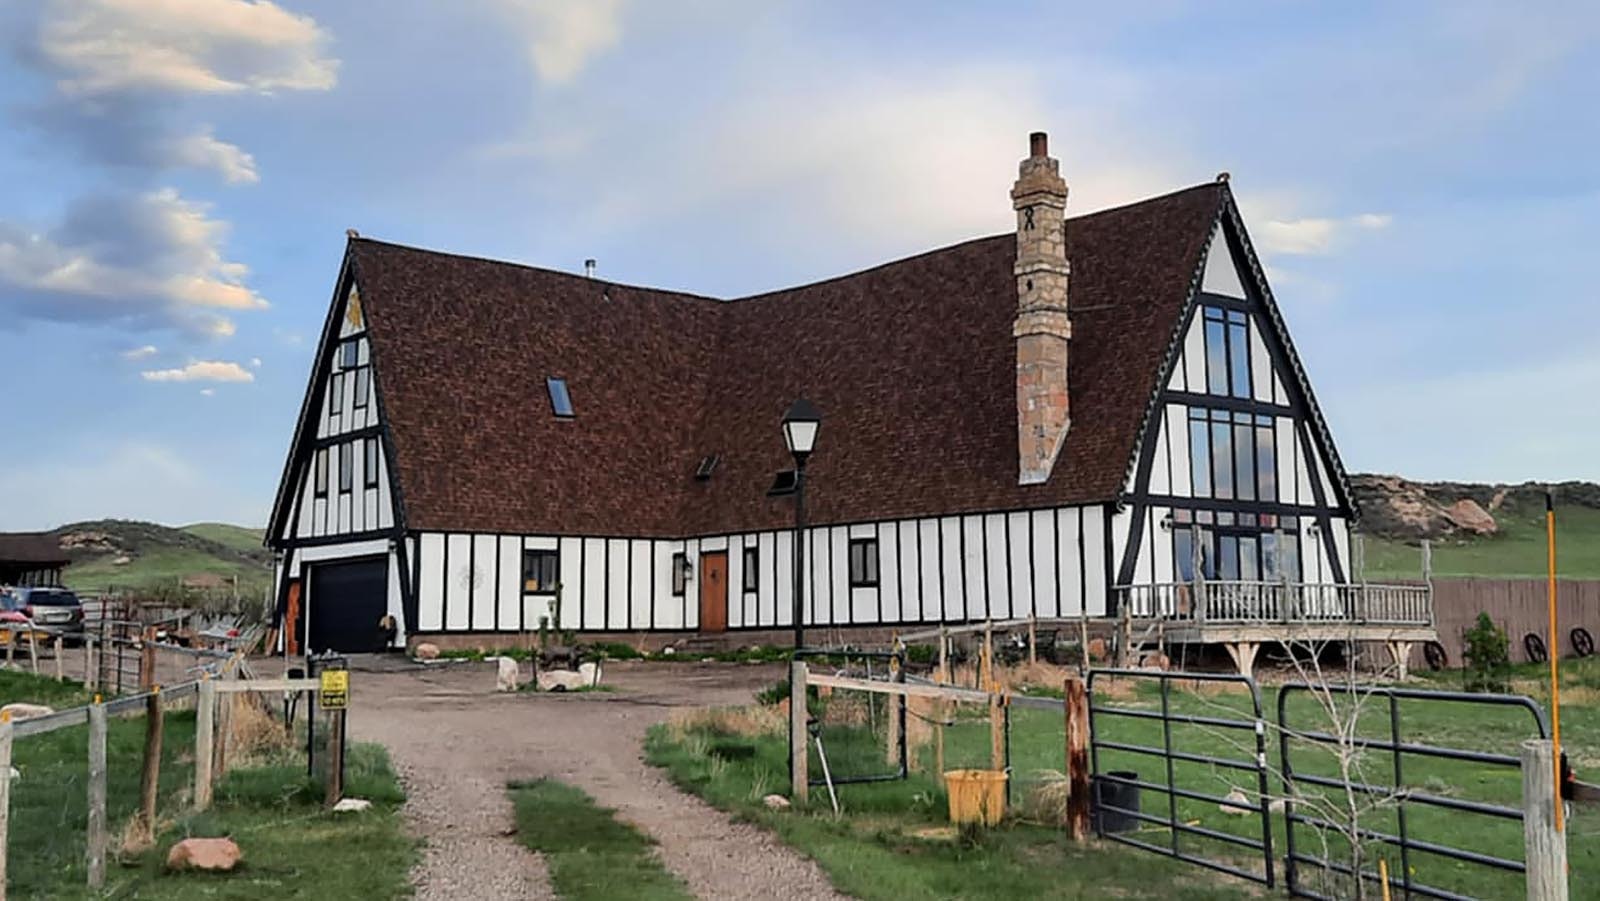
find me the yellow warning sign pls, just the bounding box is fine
[320,669,349,710]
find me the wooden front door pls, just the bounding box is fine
[699,552,728,633]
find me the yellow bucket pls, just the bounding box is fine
[944,769,1008,826]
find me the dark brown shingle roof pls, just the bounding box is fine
[351,182,1226,537]
[0,533,69,565]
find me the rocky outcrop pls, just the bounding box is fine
[1351,474,1600,542]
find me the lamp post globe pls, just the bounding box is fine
[782,398,822,461]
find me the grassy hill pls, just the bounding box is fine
[1354,476,1600,581]
[56,520,270,597]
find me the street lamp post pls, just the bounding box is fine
[782,399,821,651]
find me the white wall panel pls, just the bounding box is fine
[879,522,902,622]
[558,537,582,630]
[1083,509,1107,616]
[1149,413,1172,496]
[444,533,472,631]
[771,532,790,627]
[1151,506,1175,585]
[1250,318,1273,403]
[418,533,444,631]
[1183,314,1206,392]
[497,537,521,631]
[471,534,497,631]
[830,527,850,625]
[1030,510,1057,618]
[1168,405,1192,497]
[630,540,653,629]
[604,539,628,630]
[979,514,1004,620]
[939,517,963,623]
[912,519,937,623]
[962,516,985,620]
[1007,512,1031,617]
[1056,509,1084,616]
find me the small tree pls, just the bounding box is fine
[1462,612,1510,693]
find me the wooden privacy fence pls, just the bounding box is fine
[1428,577,1600,665]
[0,669,348,898]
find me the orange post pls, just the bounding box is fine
[1546,491,1563,833]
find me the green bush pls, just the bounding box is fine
[1463,612,1511,693]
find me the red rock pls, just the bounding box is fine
[166,837,241,872]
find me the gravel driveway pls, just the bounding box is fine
[347,658,848,901]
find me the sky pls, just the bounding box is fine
[0,0,1596,531]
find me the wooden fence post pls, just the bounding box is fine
[83,638,95,690]
[1,714,13,901]
[138,687,164,840]
[789,660,808,804]
[935,629,948,778]
[213,677,232,783]
[989,691,1005,772]
[140,627,156,690]
[194,678,215,811]
[53,638,63,683]
[1064,675,1091,840]
[1521,739,1568,901]
[884,655,902,767]
[86,702,107,889]
[25,633,37,677]
[324,709,346,808]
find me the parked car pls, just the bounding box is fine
[0,586,86,642]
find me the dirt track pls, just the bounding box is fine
[347,658,848,900]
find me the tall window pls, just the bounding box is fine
[742,547,759,592]
[363,438,380,487]
[1189,409,1276,502]
[1202,306,1252,399]
[1171,509,1302,582]
[671,553,688,596]
[314,448,328,497]
[338,443,353,493]
[848,538,879,588]
[329,371,344,418]
[341,339,359,369]
[522,550,559,594]
[354,367,370,408]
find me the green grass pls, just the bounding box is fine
[648,661,1600,900]
[1,671,414,899]
[65,547,270,595]
[646,725,1252,899]
[508,778,691,901]
[180,523,266,555]
[1363,499,1600,580]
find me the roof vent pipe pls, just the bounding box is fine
[584,258,597,279]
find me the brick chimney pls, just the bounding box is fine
[1012,131,1072,485]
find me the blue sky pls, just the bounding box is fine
[0,1,1595,530]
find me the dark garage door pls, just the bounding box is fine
[306,557,389,654]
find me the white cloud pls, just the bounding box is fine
[199,388,215,397]
[487,0,623,85]
[1256,212,1392,256]
[0,188,266,334]
[164,129,259,184]
[37,0,338,96]
[121,344,158,360]
[141,360,255,383]
[249,357,262,368]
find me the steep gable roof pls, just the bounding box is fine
[343,181,1228,537]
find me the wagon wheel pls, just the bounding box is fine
[1422,641,1448,671]
[1572,627,1595,658]
[1523,633,1548,664]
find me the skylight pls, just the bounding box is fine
[546,377,574,418]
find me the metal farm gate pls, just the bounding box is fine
[1277,684,1550,901]
[1087,669,1276,887]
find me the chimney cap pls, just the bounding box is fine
[1029,131,1049,158]
[584,258,597,278]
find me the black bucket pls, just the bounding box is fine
[1092,771,1140,834]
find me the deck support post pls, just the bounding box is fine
[1385,640,1414,680]
[1223,642,1260,680]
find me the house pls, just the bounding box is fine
[266,131,1433,670]
[0,533,69,587]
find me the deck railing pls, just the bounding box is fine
[1116,580,1433,627]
